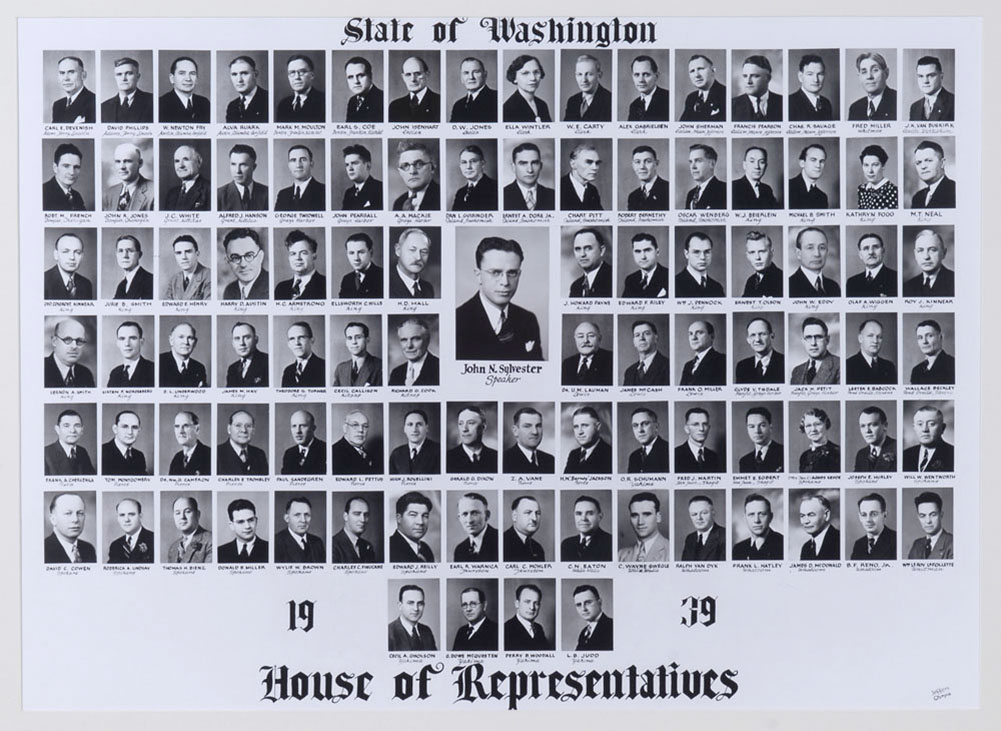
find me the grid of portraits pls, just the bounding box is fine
[40,46,958,655]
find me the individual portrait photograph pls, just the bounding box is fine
[99,138,155,212]
[217,314,270,389]
[44,228,97,302]
[102,490,155,564]
[731,402,784,474]
[901,488,953,560]
[846,49,898,121]
[674,226,726,297]
[329,402,383,476]
[732,312,785,385]
[903,136,956,209]
[331,139,384,212]
[731,488,784,561]
[617,226,670,299]
[332,226,384,299]
[846,137,900,210]
[386,488,442,563]
[444,138,499,212]
[44,50,97,124]
[617,49,670,122]
[444,401,499,474]
[387,402,440,476]
[446,578,500,652]
[674,313,727,387]
[159,227,211,300]
[215,404,270,477]
[675,138,726,210]
[846,401,898,473]
[216,51,269,124]
[215,139,269,212]
[274,50,326,123]
[445,50,498,124]
[42,138,94,211]
[275,402,327,477]
[730,49,784,122]
[560,49,613,122]
[787,49,839,121]
[330,491,384,564]
[100,315,155,389]
[673,401,726,474]
[560,402,613,475]
[731,225,783,298]
[902,225,955,297]
[902,49,955,122]
[901,400,955,473]
[273,227,326,300]
[273,491,327,564]
[158,138,211,212]
[501,402,557,475]
[617,314,670,387]
[43,491,98,564]
[844,488,898,561]
[44,315,97,389]
[560,314,614,388]
[559,138,613,211]
[790,401,842,474]
[616,402,670,474]
[159,490,213,563]
[332,50,385,124]
[387,50,442,124]
[787,224,842,298]
[216,226,269,301]
[844,225,899,298]
[616,489,670,562]
[561,225,614,299]
[500,138,556,211]
[844,312,899,386]
[789,488,841,561]
[273,314,326,389]
[330,314,382,389]
[158,51,211,123]
[388,139,441,212]
[100,403,154,477]
[501,491,555,563]
[787,312,842,385]
[730,138,783,209]
[501,49,556,124]
[787,137,841,210]
[560,578,614,652]
[273,139,326,212]
[902,312,956,386]
[616,139,670,211]
[386,314,440,387]
[158,403,212,477]
[502,578,556,652]
[674,488,727,562]
[43,402,98,477]
[446,489,500,563]
[675,49,727,122]
[558,489,614,563]
[387,579,440,652]
[215,491,270,563]
[100,228,154,300]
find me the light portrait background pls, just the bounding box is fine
[388,225,442,297]
[386,313,440,373]
[158,314,212,386]
[100,401,154,475]
[729,49,784,98]
[386,49,443,110]
[559,576,614,651]
[787,487,842,554]
[501,489,555,560]
[674,136,727,209]
[42,490,97,550]
[387,401,441,456]
[844,137,901,210]
[615,401,670,473]
[901,224,954,280]
[99,138,154,205]
[558,47,612,121]
[902,135,956,208]
[99,49,154,106]
[444,49,499,120]
[730,224,784,295]
[157,137,211,209]
[42,49,96,120]
[215,226,270,299]
[329,137,384,212]
[215,490,271,555]
[46,226,98,298]
[787,223,841,286]
[729,136,784,206]
[673,48,726,121]
[42,137,95,209]
[43,314,97,376]
[500,401,557,457]
[902,399,956,454]
[787,47,841,118]
[157,226,211,299]
[559,224,612,299]
[213,50,269,121]
[559,136,613,207]
[674,487,727,560]
[845,48,898,112]
[443,137,499,210]
[616,313,669,385]
[385,489,442,562]
[616,488,670,552]
[788,400,842,473]
[99,314,155,383]
[500,49,556,119]
[330,490,384,563]
[843,224,898,281]
[615,48,670,121]
[616,138,670,210]
[42,401,97,468]
[158,489,213,561]
[673,400,727,462]
[785,136,841,209]
[331,50,385,122]
[271,313,325,386]
[100,226,154,299]
[845,311,899,376]
[787,312,842,377]
[731,487,785,548]
[445,488,499,561]
[157,402,212,475]
[730,400,785,473]
[101,490,154,561]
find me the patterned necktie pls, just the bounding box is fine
[497,309,513,344]
[66,273,76,297]
[70,543,80,563]
[924,538,932,558]
[755,448,764,465]
[69,446,77,465]
[919,449,931,472]
[867,537,875,554]
[406,363,416,386]
[524,188,536,210]
[925,98,934,119]
[403,190,417,211]
[65,367,75,386]
[636,541,646,561]
[183,275,190,290]
[118,187,131,210]
[579,97,589,117]
[299,447,307,467]
[577,357,589,378]
[636,361,646,378]
[806,360,817,384]
[291,279,301,298]
[867,99,876,118]
[354,95,364,112]
[239,448,248,464]
[869,446,879,468]
[697,448,705,464]
[123,534,132,560]
[354,271,364,292]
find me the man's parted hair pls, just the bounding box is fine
[287,53,314,71]
[284,229,318,253]
[343,144,372,163]
[396,491,433,515]
[628,491,660,511]
[914,491,943,511]
[688,494,714,507]
[117,320,143,338]
[745,230,772,248]
[511,142,541,162]
[631,55,658,73]
[859,405,888,424]
[113,409,140,427]
[801,315,829,336]
[914,140,945,159]
[855,52,888,73]
[745,406,773,423]
[285,495,313,513]
[916,55,943,72]
[288,320,314,338]
[229,55,256,70]
[223,227,261,251]
[568,142,598,161]
[170,56,198,74]
[228,143,257,162]
[858,492,886,512]
[475,237,523,268]
[53,142,83,164]
[688,143,718,162]
[227,498,256,520]
[514,583,541,600]
[345,56,372,74]
[798,54,825,72]
[798,143,826,161]
[510,495,539,511]
[630,406,658,421]
[398,583,424,601]
[115,234,142,255]
[344,321,370,338]
[744,493,772,512]
[573,494,601,511]
[511,406,542,424]
[572,583,600,599]
[742,55,772,74]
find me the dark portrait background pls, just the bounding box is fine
[100,226,154,300]
[730,401,785,473]
[673,400,727,460]
[44,314,97,376]
[729,136,784,207]
[845,311,899,377]
[731,487,784,547]
[386,579,440,648]
[674,137,727,210]
[99,137,155,196]
[445,49,499,119]
[615,138,670,211]
[43,401,97,464]
[273,490,327,547]
[902,399,955,452]
[558,48,613,121]
[732,310,785,368]
[674,487,727,560]
[43,490,97,548]
[100,49,154,104]
[501,489,555,559]
[445,488,499,560]
[616,489,670,552]
[844,224,898,281]
[844,399,897,468]
[387,49,442,110]
[329,137,384,213]
[444,138,499,210]
[501,49,556,116]
[330,225,383,293]
[901,225,954,281]
[273,138,326,193]
[559,576,614,651]
[101,490,154,561]
[787,48,841,118]
[616,48,670,121]
[786,136,841,209]
[559,401,613,467]
[214,137,268,199]
[46,226,98,298]
[730,49,784,98]
[159,489,212,561]
[386,313,440,372]
[215,403,270,467]
[43,137,96,209]
[902,135,956,209]
[158,402,211,475]
[100,314,155,382]
[558,488,612,547]
[216,313,269,387]
[673,49,726,121]
[331,50,386,122]
[158,50,212,116]
[901,487,953,555]
[445,401,499,452]
[616,313,669,384]
[844,488,897,555]
[216,490,271,551]
[387,224,441,298]
[788,400,842,473]
[845,48,898,111]
[560,137,613,208]
[213,50,269,121]
[272,313,326,386]
[615,225,670,295]
[787,312,842,375]
[330,401,384,469]
[158,138,212,209]
[42,50,96,121]
[616,401,669,473]
[559,224,612,298]
[445,577,499,651]
[385,489,442,561]
[901,312,955,380]
[387,401,440,453]
[502,577,556,646]
[674,225,727,290]
[158,315,211,386]
[330,313,382,369]
[100,401,154,475]
[674,312,727,385]
[561,313,614,367]
[500,401,557,456]
[901,48,956,109]
[500,137,556,190]
[787,223,841,286]
[788,487,841,553]
[730,224,783,295]
[330,490,385,563]
[274,401,327,457]
[158,226,211,299]
[272,225,326,289]
[215,226,269,297]
[274,49,326,117]
[845,137,900,210]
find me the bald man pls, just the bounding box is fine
[102,142,154,211]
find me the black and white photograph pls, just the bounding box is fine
[844,225,899,298]
[731,488,785,561]
[902,49,956,122]
[273,491,327,564]
[329,402,383,476]
[386,488,442,563]
[331,139,384,212]
[158,403,212,477]
[732,311,785,385]
[102,491,155,564]
[445,50,499,124]
[216,226,270,300]
[674,225,727,297]
[387,50,442,124]
[274,50,326,124]
[330,491,384,564]
[561,225,613,299]
[616,226,670,299]
[558,489,613,563]
[388,226,441,299]
[274,402,327,477]
[672,401,727,474]
[215,491,270,563]
[446,489,500,563]
[99,138,155,212]
[215,139,269,212]
[216,51,269,124]
[332,226,384,299]
[387,402,441,476]
[901,488,954,560]
[501,491,554,564]
[901,400,956,473]
[617,314,670,387]
[560,314,614,388]
[730,137,783,209]
[99,50,155,124]
[100,402,154,476]
[43,402,98,477]
[158,315,211,389]
[787,49,840,121]
[44,315,98,389]
[844,312,899,386]
[43,490,98,564]
[787,312,842,386]
[502,578,556,652]
[44,50,97,124]
[901,225,955,297]
[846,49,898,121]
[560,578,614,652]
[159,490,213,563]
[272,227,326,300]
[616,49,670,122]
[903,136,956,209]
[559,137,613,211]
[273,314,326,389]
[789,401,842,474]
[787,224,842,298]
[388,138,441,210]
[331,49,385,124]
[675,137,727,210]
[272,139,326,212]
[788,488,842,561]
[845,401,898,473]
[501,49,556,124]
[844,488,898,561]
[731,401,785,474]
[386,579,440,652]
[500,138,556,211]
[560,48,613,123]
[730,49,784,122]
[444,138,499,212]
[445,578,500,653]
[386,314,440,387]
[616,401,670,474]
[674,313,727,387]
[674,49,727,122]
[902,312,956,385]
[786,137,841,210]
[330,314,382,389]
[560,402,613,475]
[731,225,784,298]
[42,138,94,211]
[158,50,212,123]
[215,404,270,477]
[158,227,211,300]
[846,137,901,211]
[444,401,499,475]
[100,228,155,301]
[44,228,97,302]
[616,490,670,562]
[674,488,727,562]
[217,314,270,389]
[158,138,212,212]
[100,315,156,389]
[500,402,557,475]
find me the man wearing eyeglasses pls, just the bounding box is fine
[392,141,440,211]
[221,228,269,300]
[44,318,95,388]
[331,409,382,475]
[276,53,325,123]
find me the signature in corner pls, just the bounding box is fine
[931,686,952,701]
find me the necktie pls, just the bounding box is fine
[183,275,190,290]
[753,97,763,120]
[409,93,419,116]
[70,543,80,563]
[242,95,249,111]
[239,448,248,464]
[471,451,480,464]
[354,271,363,292]
[118,187,131,210]
[577,356,589,378]
[869,446,879,468]
[579,97,589,117]
[867,537,875,554]
[299,447,307,467]
[636,541,646,560]
[293,96,302,112]
[465,93,473,109]
[406,363,416,386]
[867,99,876,118]
[466,624,475,640]
[66,97,72,111]
[69,446,77,465]
[815,277,825,295]
[642,184,650,200]
[125,447,133,462]
[354,95,364,112]
[291,279,301,298]
[404,190,417,211]
[755,448,764,465]
[524,188,536,210]
[296,362,304,381]
[176,538,185,561]
[239,543,249,559]
[241,185,250,206]
[65,367,75,386]
[923,538,932,558]
[292,186,301,202]
[806,360,817,384]
[805,538,817,559]
[636,361,646,378]
[241,358,250,378]
[185,98,193,116]
[412,279,422,296]
[66,189,75,206]
[463,184,472,203]
[919,449,931,472]
[925,98,934,119]
[179,360,188,374]
[578,446,587,464]
[123,535,132,559]
[698,533,704,546]
[66,273,76,297]
[923,275,932,294]
[300,535,308,552]
[752,183,760,198]
[410,447,417,471]
[411,626,420,648]
[755,359,765,378]
[700,276,708,289]
[697,448,705,464]
[354,540,362,559]
[497,309,514,344]
[641,272,650,290]
[530,451,539,468]
[183,451,190,467]
[351,361,360,382]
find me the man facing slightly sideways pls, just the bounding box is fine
[216,409,268,476]
[224,55,268,123]
[563,54,612,122]
[569,228,612,298]
[44,233,93,301]
[907,491,953,560]
[456,237,543,361]
[504,584,552,651]
[453,492,499,562]
[218,145,269,212]
[732,493,783,560]
[389,408,440,475]
[850,493,897,560]
[388,55,441,123]
[560,495,612,562]
[392,141,440,211]
[225,321,268,388]
[618,492,670,562]
[903,405,955,473]
[341,144,383,211]
[101,409,148,476]
[684,144,726,209]
[107,498,154,564]
[626,408,670,473]
[276,54,325,123]
[388,318,440,386]
[389,228,434,299]
[789,144,830,210]
[445,406,498,474]
[333,321,383,388]
[732,55,782,121]
[848,52,897,121]
[164,145,210,211]
[164,234,211,301]
[903,228,955,297]
[910,140,956,209]
[560,142,603,211]
[623,320,669,386]
[738,406,784,473]
[168,410,211,476]
[846,232,898,298]
[389,492,435,563]
[451,144,498,211]
[561,321,613,387]
[627,55,669,121]
[217,498,269,563]
[221,228,269,301]
[450,56,497,123]
[280,409,327,476]
[107,320,155,388]
[854,406,897,472]
[338,232,383,299]
[681,495,725,562]
[621,231,669,298]
[102,143,154,212]
[790,316,840,385]
[344,56,384,123]
[388,585,437,652]
[330,496,377,563]
[572,585,613,651]
[675,231,725,297]
[452,587,498,652]
[44,493,96,564]
[789,54,834,121]
[675,407,724,473]
[101,56,153,123]
[167,496,212,563]
[910,55,954,122]
[741,230,783,298]
[52,55,96,123]
[789,227,841,297]
[732,146,779,210]
[330,409,380,475]
[503,496,546,562]
[159,56,210,123]
[274,496,325,563]
[280,321,325,388]
[503,407,555,474]
[680,54,726,121]
[275,144,325,211]
[799,493,840,560]
[846,318,897,385]
[911,319,956,385]
[43,143,88,211]
[111,234,154,300]
[44,409,96,476]
[735,317,785,384]
[44,318,95,388]
[563,406,612,474]
[275,230,326,300]
[679,319,726,386]
[502,142,555,211]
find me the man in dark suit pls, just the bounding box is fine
[51,56,96,123]
[735,317,784,384]
[504,497,546,562]
[276,53,325,123]
[572,585,613,651]
[280,409,327,476]
[340,144,383,211]
[561,321,613,386]
[338,232,383,299]
[626,408,670,473]
[680,54,726,121]
[166,497,213,563]
[563,54,612,121]
[789,144,830,209]
[224,321,268,388]
[684,143,726,209]
[564,406,612,475]
[903,406,954,472]
[739,407,784,473]
[560,142,604,210]
[846,319,897,385]
[449,57,497,123]
[846,232,898,297]
[626,145,669,211]
[679,320,726,386]
[455,237,543,361]
[107,498,155,564]
[275,230,325,300]
[101,57,154,123]
[330,409,381,475]
[217,144,269,212]
[44,409,96,476]
[732,146,780,209]
[504,584,552,651]
[274,496,326,563]
[388,585,438,651]
[110,234,154,299]
[274,144,325,211]
[44,318,95,388]
[911,320,956,385]
[344,56,384,123]
[907,492,954,560]
[217,410,268,476]
[159,56,210,123]
[44,493,96,564]
[220,227,269,301]
[903,229,954,297]
[332,321,382,388]
[854,406,897,472]
[107,321,154,388]
[392,141,440,211]
[503,407,555,474]
[848,52,897,120]
[626,55,670,121]
[159,321,208,388]
[675,407,724,473]
[681,495,725,561]
[503,142,555,211]
[389,492,436,563]
[103,142,155,212]
[568,228,612,298]
[850,493,897,560]
[789,227,841,297]
[451,144,498,211]
[790,317,841,385]
[623,320,669,386]
[732,494,784,560]
[43,143,88,211]
[621,232,669,298]
[164,145,210,211]
[445,406,498,474]
[218,498,269,563]
[44,233,93,300]
[741,230,783,298]
[388,317,439,386]
[389,408,440,475]
[676,231,725,297]
[732,55,783,121]
[452,588,498,651]
[168,410,212,476]
[910,140,955,208]
[453,493,499,562]
[224,55,268,123]
[330,496,378,563]
[909,56,955,121]
[388,55,441,123]
[101,410,148,476]
[799,494,840,560]
[788,54,834,121]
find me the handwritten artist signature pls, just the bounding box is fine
[931,686,951,701]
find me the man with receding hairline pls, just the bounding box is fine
[450,56,498,123]
[280,409,327,475]
[101,56,154,123]
[45,493,97,564]
[168,410,211,476]
[389,55,441,123]
[276,53,325,123]
[52,55,96,123]
[159,56,210,123]
[225,55,268,123]
[503,407,555,474]
[563,54,612,122]
[44,233,93,301]
[102,143,154,211]
[45,318,96,388]
[107,498,155,564]
[44,409,96,476]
